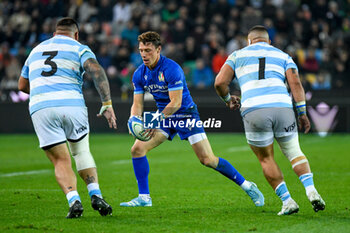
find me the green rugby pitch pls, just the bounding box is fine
[0,134,349,233]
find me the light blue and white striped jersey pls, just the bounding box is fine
[21,35,96,115]
[225,42,298,116]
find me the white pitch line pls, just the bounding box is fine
[226,146,251,152]
[112,159,132,164]
[0,189,60,192]
[0,169,51,177]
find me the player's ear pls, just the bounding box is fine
[74,31,79,41]
[157,46,161,53]
[247,39,251,45]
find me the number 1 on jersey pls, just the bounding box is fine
[258,57,265,80]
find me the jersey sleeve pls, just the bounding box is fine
[285,55,298,71]
[224,52,236,71]
[79,45,97,67]
[20,58,29,79]
[166,64,184,91]
[132,69,144,94]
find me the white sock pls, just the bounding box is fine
[139,194,151,200]
[87,183,102,198]
[66,191,80,207]
[305,185,317,196]
[240,180,251,191]
[282,197,292,206]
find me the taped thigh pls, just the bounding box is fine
[276,134,308,168]
[68,134,96,171]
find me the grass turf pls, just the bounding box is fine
[0,133,349,233]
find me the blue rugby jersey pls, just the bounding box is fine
[132,55,195,113]
[225,42,298,116]
[21,35,96,115]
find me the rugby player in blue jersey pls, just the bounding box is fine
[18,18,116,218]
[120,31,264,207]
[214,25,325,215]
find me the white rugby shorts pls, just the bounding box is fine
[31,106,89,148]
[242,108,297,147]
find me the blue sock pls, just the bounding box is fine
[299,173,316,195]
[215,157,245,185]
[132,156,150,195]
[275,182,291,204]
[299,173,314,188]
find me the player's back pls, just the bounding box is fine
[225,42,297,115]
[21,35,94,115]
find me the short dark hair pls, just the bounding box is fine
[138,31,162,47]
[248,25,268,35]
[56,17,79,32]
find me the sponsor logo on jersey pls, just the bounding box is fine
[284,122,296,132]
[75,125,87,134]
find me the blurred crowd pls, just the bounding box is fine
[0,0,349,102]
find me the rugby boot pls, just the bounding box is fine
[278,199,299,215]
[245,181,265,207]
[120,196,152,207]
[66,201,83,218]
[91,195,113,216]
[308,191,325,212]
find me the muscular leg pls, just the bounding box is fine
[45,143,77,195]
[68,134,112,216]
[191,138,264,206]
[191,138,218,168]
[45,142,83,218]
[249,143,283,189]
[276,136,325,212]
[120,131,167,207]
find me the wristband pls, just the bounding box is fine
[102,100,112,106]
[220,93,231,103]
[295,101,306,116]
[99,100,112,115]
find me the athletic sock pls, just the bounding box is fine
[215,157,245,186]
[139,194,151,200]
[275,181,292,205]
[133,156,150,195]
[87,183,102,198]
[299,173,317,196]
[66,190,81,207]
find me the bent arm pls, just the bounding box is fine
[214,64,234,99]
[162,89,182,118]
[285,68,305,102]
[18,76,30,94]
[131,93,144,117]
[83,58,111,103]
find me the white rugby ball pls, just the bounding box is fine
[127,116,151,141]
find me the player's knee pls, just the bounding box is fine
[277,135,308,168]
[131,144,147,157]
[69,135,96,171]
[199,156,215,167]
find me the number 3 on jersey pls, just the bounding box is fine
[258,57,265,80]
[41,51,58,77]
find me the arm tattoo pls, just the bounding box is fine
[83,58,111,102]
[85,175,95,184]
[291,68,299,78]
[67,186,73,190]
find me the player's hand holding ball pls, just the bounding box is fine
[127,116,152,141]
